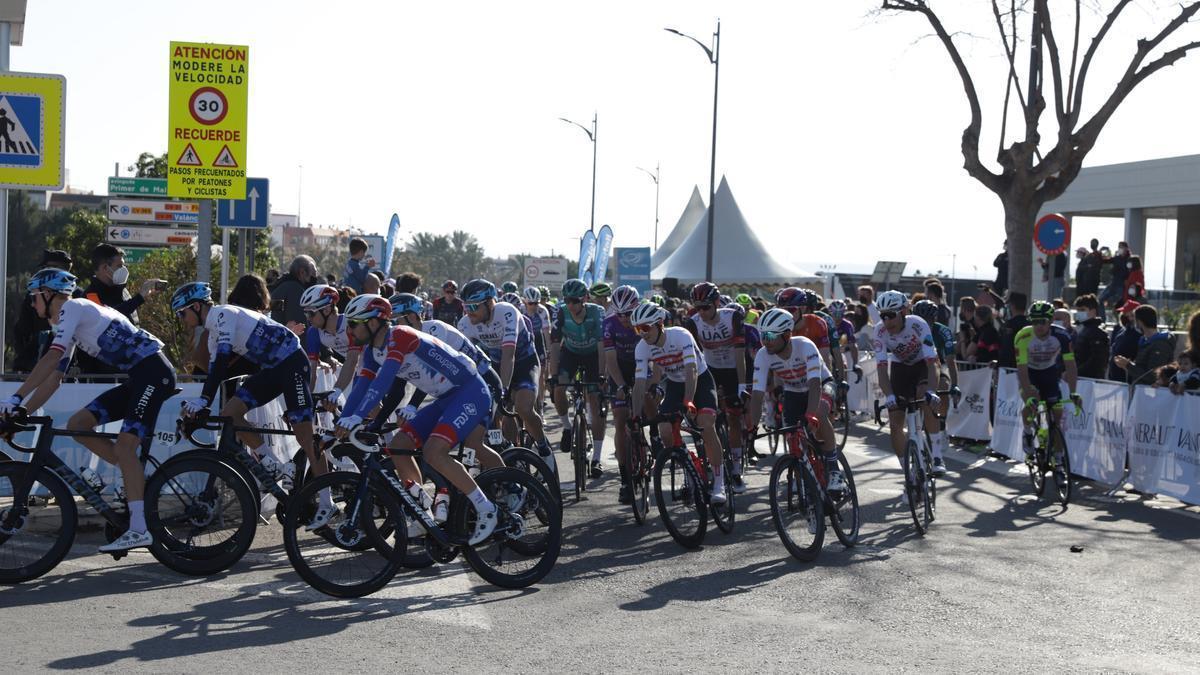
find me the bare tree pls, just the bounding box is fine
[882,0,1200,297]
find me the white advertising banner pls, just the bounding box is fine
[945,366,992,441]
[1126,387,1200,505]
[990,369,1026,461]
[847,355,882,414]
[1062,379,1128,486]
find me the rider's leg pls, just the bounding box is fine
[464,425,504,470]
[221,396,265,456]
[587,391,605,462]
[613,405,629,480]
[697,411,724,491]
[67,409,119,464]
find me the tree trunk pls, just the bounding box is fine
[1003,199,1037,299]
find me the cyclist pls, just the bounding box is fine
[913,299,960,476]
[745,308,843,491]
[629,302,727,503]
[431,280,465,325]
[735,293,759,324]
[777,287,836,372]
[520,286,553,405]
[604,285,650,503]
[550,278,607,478]
[457,279,555,464]
[0,269,177,552]
[171,281,335,525]
[590,282,613,317]
[299,284,362,406]
[871,290,944,485]
[1015,301,1081,460]
[826,299,862,377]
[684,282,749,492]
[336,295,500,544]
[500,281,520,296]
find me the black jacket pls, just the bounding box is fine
[993,252,1009,294]
[269,273,310,325]
[1124,331,1177,386]
[1073,318,1109,379]
[998,315,1030,368]
[12,295,51,372]
[1075,252,1102,295]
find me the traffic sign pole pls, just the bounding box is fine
[197,200,212,283]
[0,20,9,374]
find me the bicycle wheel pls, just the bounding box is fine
[921,446,937,524]
[653,449,707,549]
[768,455,824,561]
[572,414,587,501]
[903,440,931,535]
[828,454,860,548]
[711,453,736,534]
[768,428,780,455]
[0,463,77,583]
[283,471,404,598]
[836,396,852,453]
[630,441,650,525]
[1049,425,1072,506]
[1030,438,1047,497]
[461,468,562,588]
[146,457,258,576]
[501,447,560,526]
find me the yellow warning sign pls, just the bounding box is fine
[167,41,248,199]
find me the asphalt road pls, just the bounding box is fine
[3,420,1199,673]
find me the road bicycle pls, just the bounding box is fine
[623,417,660,525]
[1023,395,1078,506]
[563,376,605,501]
[645,411,736,549]
[0,407,257,582]
[875,393,950,535]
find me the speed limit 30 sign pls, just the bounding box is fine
[167,42,249,199]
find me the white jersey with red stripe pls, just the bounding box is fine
[871,315,938,366]
[359,325,478,399]
[752,336,830,393]
[456,301,535,362]
[634,326,708,383]
[686,307,745,369]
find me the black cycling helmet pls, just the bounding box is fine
[500,281,519,294]
[1029,301,1054,321]
[690,281,720,305]
[912,299,939,324]
[562,278,589,299]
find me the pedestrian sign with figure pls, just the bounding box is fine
[167,41,248,199]
[0,71,65,190]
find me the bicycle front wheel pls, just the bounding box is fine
[903,440,931,535]
[0,463,77,583]
[1049,425,1072,506]
[501,447,561,526]
[828,454,860,547]
[653,449,707,549]
[768,455,824,561]
[572,414,587,501]
[283,471,403,598]
[711,454,736,535]
[630,442,650,525]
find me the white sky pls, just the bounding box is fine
[14,1,1200,286]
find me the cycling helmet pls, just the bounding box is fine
[827,299,847,319]
[538,285,550,300]
[589,282,612,298]
[876,290,908,313]
[299,284,340,311]
[500,281,519,294]
[758,307,796,334]
[1029,300,1054,321]
[460,279,497,304]
[170,281,212,311]
[442,280,458,292]
[345,294,393,322]
[27,268,78,296]
[522,286,542,303]
[630,302,666,327]
[501,292,522,306]
[389,292,423,317]
[800,289,821,309]
[690,281,720,305]
[650,294,666,307]
[611,285,641,313]
[562,278,589,300]
[718,294,733,308]
[912,299,938,324]
[775,287,804,308]
[735,293,753,308]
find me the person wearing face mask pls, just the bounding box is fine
[1071,294,1109,379]
[1108,300,1144,381]
[76,244,165,375]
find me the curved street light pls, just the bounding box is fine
[559,113,598,233]
[636,163,661,251]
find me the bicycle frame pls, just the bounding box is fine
[182,415,305,504]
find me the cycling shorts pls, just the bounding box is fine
[1028,367,1065,405]
[510,354,540,393]
[887,360,929,402]
[556,348,601,392]
[781,381,835,427]
[85,352,177,440]
[659,369,718,417]
[234,349,314,423]
[709,367,743,410]
[608,359,638,409]
[399,376,491,447]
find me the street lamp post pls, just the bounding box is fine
[559,113,598,232]
[666,20,720,281]
[636,163,661,251]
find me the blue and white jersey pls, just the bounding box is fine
[50,298,163,371]
[422,319,490,371]
[206,304,301,368]
[346,326,484,418]
[304,314,356,361]
[456,301,536,362]
[521,303,550,335]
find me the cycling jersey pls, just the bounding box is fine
[813,310,836,341]
[602,314,639,363]
[521,303,550,335]
[927,321,956,364]
[871,316,937,366]
[794,314,831,350]
[552,302,605,354]
[752,336,831,394]
[685,307,745,369]
[206,304,302,368]
[1014,324,1074,372]
[422,319,490,371]
[457,301,536,362]
[346,326,480,419]
[304,314,357,361]
[634,326,708,383]
[49,299,163,371]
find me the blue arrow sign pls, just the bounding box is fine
[217,177,269,229]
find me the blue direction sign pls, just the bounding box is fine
[1034,213,1070,256]
[217,177,269,229]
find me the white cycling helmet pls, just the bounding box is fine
[757,307,795,334]
[344,293,393,322]
[522,286,541,303]
[300,284,340,311]
[611,285,641,313]
[876,290,908,313]
[630,302,666,327]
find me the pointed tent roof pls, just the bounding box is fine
[651,185,706,268]
[652,176,819,284]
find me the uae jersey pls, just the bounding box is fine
[685,307,745,369]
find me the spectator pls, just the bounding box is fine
[75,244,165,375]
[993,241,1009,295]
[1052,308,1074,336]
[923,279,953,327]
[432,280,464,324]
[857,284,879,324]
[341,237,375,293]
[1072,294,1109,379]
[325,273,337,286]
[1108,301,1142,381]
[12,249,73,372]
[956,297,977,360]
[1041,251,1067,301]
[227,273,270,312]
[997,291,1030,368]
[395,272,422,295]
[968,305,1001,363]
[270,254,318,326]
[1099,241,1133,309]
[1188,310,1200,352]
[265,268,281,287]
[1114,304,1176,385]
[1074,239,1103,300]
[363,270,382,295]
[1169,351,1200,394]
[1124,255,1145,304]
[1155,363,1179,388]
[336,286,356,314]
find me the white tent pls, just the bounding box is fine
[652,176,819,285]
[651,185,706,269]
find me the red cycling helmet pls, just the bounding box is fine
[690,282,720,306]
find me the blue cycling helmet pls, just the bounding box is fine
[171,282,213,312]
[461,279,497,304]
[27,268,78,295]
[389,292,423,317]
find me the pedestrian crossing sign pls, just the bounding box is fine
[0,72,65,190]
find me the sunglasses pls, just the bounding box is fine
[762,331,786,341]
[1031,318,1050,325]
[617,311,632,318]
[565,298,582,305]
[348,317,372,325]
[634,323,657,334]
[880,311,898,320]
[465,302,484,312]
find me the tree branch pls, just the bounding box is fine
[1070,0,1132,126]
[1066,0,1081,116]
[992,0,1030,155]
[1037,0,1067,127]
